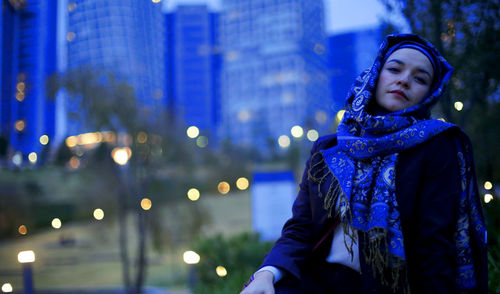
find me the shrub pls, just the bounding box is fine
[485,199,500,293]
[191,232,273,294]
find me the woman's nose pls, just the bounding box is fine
[396,74,410,88]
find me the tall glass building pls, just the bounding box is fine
[65,0,165,135]
[219,0,331,152]
[328,27,382,108]
[1,0,58,165]
[165,5,220,138]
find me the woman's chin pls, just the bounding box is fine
[380,103,406,113]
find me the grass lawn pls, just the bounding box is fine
[0,191,252,291]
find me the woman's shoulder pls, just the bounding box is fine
[418,126,469,154]
[402,127,466,175]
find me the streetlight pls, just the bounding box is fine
[1,283,13,293]
[183,251,200,289]
[17,250,35,294]
[110,146,133,289]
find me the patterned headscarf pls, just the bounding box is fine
[309,34,487,292]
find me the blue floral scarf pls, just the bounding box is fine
[310,34,487,292]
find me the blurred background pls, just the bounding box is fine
[0,0,499,293]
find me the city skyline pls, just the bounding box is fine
[163,0,408,33]
[1,0,384,164]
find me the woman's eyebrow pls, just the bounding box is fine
[416,68,432,78]
[386,59,432,78]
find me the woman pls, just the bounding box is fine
[241,34,487,294]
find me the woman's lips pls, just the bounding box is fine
[390,90,408,100]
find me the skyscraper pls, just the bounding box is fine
[328,26,382,108]
[165,4,220,139]
[65,0,165,135]
[219,0,331,152]
[0,0,58,165]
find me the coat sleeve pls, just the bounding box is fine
[260,138,329,280]
[411,132,461,293]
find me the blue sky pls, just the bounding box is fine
[162,0,409,34]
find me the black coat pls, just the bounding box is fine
[262,130,470,293]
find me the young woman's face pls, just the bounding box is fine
[375,48,434,112]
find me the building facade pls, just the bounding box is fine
[219,0,331,153]
[165,5,220,139]
[65,0,165,135]
[328,26,383,108]
[0,0,58,165]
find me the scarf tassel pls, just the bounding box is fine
[308,151,409,293]
[308,152,344,220]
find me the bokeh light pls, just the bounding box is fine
[68,2,76,12]
[39,135,49,145]
[12,152,22,166]
[196,136,208,148]
[315,110,327,125]
[183,250,200,264]
[93,208,104,220]
[278,135,291,148]
[141,198,152,210]
[137,132,148,143]
[218,181,230,195]
[17,250,35,263]
[1,283,13,293]
[454,101,464,111]
[16,81,25,91]
[65,136,78,148]
[28,152,37,164]
[51,218,62,229]
[186,126,199,138]
[216,265,228,277]
[484,181,493,190]
[14,120,25,132]
[484,193,493,203]
[336,109,346,123]
[307,129,319,142]
[69,156,80,169]
[66,31,76,42]
[237,110,251,122]
[187,188,200,201]
[15,92,25,102]
[236,177,249,190]
[290,125,304,138]
[18,225,27,235]
[111,147,132,165]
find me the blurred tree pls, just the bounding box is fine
[48,67,143,293]
[47,67,200,293]
[47,67,253,292]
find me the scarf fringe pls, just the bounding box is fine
[308,151,409,293]
[308,152,344,219]
[308,152,357,256]
[361,227,410,293]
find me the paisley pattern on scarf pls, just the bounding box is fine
[314,34,486,292]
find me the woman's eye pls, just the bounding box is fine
[387,67,400,73]
[415,76,428,85]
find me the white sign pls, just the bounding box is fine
[251,171,296,241]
